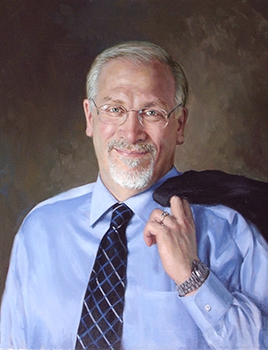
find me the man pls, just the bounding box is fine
[1,41,268,350]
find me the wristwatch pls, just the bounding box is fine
[176,259,210,297]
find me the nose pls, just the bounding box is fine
[118,110,147,143]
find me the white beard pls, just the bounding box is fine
[107,140,157,190]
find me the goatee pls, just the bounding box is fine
[107,140,157,189]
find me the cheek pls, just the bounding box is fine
[153,129,177,152]
[153,131,178,164]
[92,122,117,143]
[92,123,118,158]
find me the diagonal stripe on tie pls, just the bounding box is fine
[76,203,133,350]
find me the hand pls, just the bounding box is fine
[143,196,198,285]
[153,170,268,243]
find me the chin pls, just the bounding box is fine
[109,160,154,190]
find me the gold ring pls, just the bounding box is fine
[160,211,169,225]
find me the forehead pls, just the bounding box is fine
[96,58,176,103]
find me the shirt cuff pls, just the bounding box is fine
[179,271,233,327]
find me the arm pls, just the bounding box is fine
[0,233,28,349]
[180,271,266,349]
[143,196,268,349]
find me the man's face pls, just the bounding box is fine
[84,58,187,199]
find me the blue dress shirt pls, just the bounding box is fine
[1,168,268,349]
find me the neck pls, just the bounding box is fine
[104,180,149,202]
[99,166,174,201]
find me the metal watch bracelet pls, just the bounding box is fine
[176,259,210,297]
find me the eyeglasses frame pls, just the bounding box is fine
[90,98,183,128]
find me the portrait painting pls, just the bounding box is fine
[0,0,268,348]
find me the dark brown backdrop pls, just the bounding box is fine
[1,0,268,298]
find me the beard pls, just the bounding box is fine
[107,139,157,190]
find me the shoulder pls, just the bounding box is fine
[192,204,264,243]
[34,182,96,209]
[192,204,239,224]
[22,183,96,229]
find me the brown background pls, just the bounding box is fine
[1,0,268,298]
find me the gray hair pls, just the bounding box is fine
[86,41,188,106]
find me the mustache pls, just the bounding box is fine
[108,140,157,155]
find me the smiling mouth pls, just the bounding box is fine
[114,148,149,158]
[108,140,157,159]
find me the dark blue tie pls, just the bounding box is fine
[76,203,133,349]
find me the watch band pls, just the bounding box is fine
[176,259,209,297]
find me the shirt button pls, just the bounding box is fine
[204,304,211,312]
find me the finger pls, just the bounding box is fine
[159,211,170,226]
[143,220,159,246]
[149,208,169,225]
[170,196,186,221]
[170,196,193,221]
[144,216,173,246]
[144,234,156,247]
[170,196,196,244]
[182,198,193,218]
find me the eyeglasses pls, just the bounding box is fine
[91,99,182,129]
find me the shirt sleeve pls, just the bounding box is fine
[180,208,268,349]
[0,232,28,349]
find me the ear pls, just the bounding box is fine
[176,107,188,145]
[83,99,93,137]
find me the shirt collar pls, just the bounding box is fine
[89,178,117,226]
[125,167,180,223]
[89,167,181,226]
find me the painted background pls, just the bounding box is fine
[1,0,268,298]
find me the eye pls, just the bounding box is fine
[109,107,121,113]
[141,109,165,120]
[146,109,159,116]
[105,106,126,116]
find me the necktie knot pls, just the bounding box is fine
[111,203,133,229]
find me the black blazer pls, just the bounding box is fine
[154,170,268,242]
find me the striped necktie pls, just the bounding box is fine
[76,202,133,349]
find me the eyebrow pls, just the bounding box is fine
[102,97,125,105]
[144,99,168,109]
[102,96,169,108]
